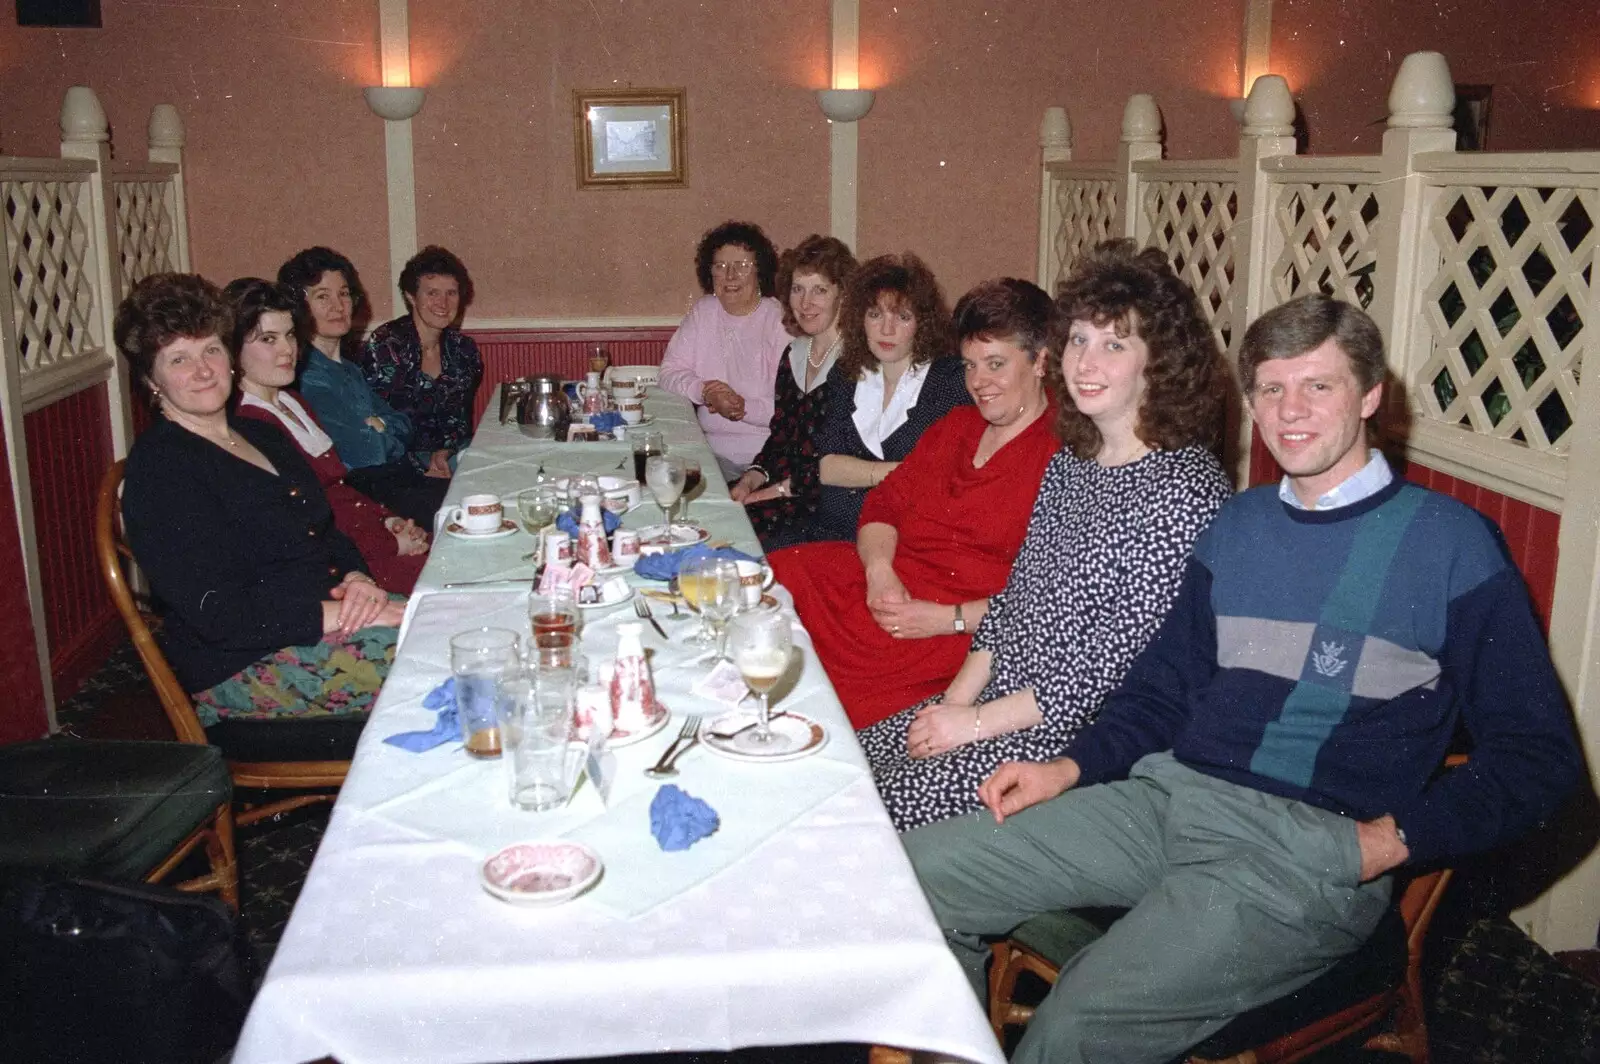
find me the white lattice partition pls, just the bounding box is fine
[1137,168,1241,356]
[1262,162,1384,311]
[1043,167,1120,294]
[0,166,105,410]
[1415,181,1596,459]
[110,167,181,295]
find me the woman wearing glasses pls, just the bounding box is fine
[659,220,793,481]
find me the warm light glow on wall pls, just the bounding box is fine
[831,29,858,89]
[381,60,410,89]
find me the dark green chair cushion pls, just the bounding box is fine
[1007,903,1407,1059]
[204,712,368,762]
[0,740,230,882]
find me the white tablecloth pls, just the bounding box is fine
[233,389,1004,1064]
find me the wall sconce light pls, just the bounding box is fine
[364,85,426,121]
[816,88,875,123]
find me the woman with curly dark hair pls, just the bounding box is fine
[659,220,792,480]
[788,251,970,543]
[772,276,1056,729]
[116,273,402,756]
[729,234,858,548]
[857,240,1234,831]
[360,244,483,479]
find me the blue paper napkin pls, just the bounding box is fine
[649,784,720,852]
[589,411,626,434]
[383,677,460,752]
[555,506,622,538]
[633,543,759,582]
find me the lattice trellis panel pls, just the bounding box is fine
[1050,178,1118,288]
[3,179,97,377]
[1419,185,1597,453]
[1269,182,1381,310]
[1142,181,1239,355]
[114,180,177,290]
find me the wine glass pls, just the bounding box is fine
[567,474,601,511]
[727,606,793,744]
[645,455,686,527]
[679,460,703,522]
[678,556,738,651]
[517,486,560,536]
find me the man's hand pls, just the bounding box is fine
[978,759,1080,824]
[1355,815,1410,882]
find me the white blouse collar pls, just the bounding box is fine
[851,362,930,459]
[238,391,335,458]
[786,336,841,396]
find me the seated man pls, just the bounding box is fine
[903,294,1584,1064]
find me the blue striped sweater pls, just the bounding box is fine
[1065,478,1581,865]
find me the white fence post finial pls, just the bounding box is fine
[1242,75,1295,138]
[60,86,109,144]
[1387,51,1455,130]
[1121,94,1162,145]
[1040,107,1073,157]
[148,104,185,151]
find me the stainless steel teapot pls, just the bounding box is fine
[514,374,572,439]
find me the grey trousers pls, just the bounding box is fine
[902,752,1392,1064]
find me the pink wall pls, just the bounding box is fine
[0,1,388,291]
[1272,0,1600,152]
[407,1,831,320]
[859,0,1246,297]
[1,1,1593,317]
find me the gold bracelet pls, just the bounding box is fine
[973,706,982,742]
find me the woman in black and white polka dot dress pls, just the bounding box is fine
[860,241,1235,832]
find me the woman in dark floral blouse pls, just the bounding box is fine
[360,245,483,478]
[730,234,857,550]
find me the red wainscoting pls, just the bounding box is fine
[1247,433,1559,629]
[465,327,675,427]
[24,383,118,702]
[0,412,47,741]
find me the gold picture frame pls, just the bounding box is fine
[574,89,687,189]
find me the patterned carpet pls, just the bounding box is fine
[52,641,1600,1062]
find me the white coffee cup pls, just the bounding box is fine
[734,559,776,609]
[619,396,644,424]
[449,493,504,534]
[612,378,639,401]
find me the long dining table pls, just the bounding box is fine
[231,384,1005,1064]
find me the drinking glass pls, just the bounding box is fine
[531,630,589,682]
[679,556,738,652]
[726,606,793,744]
[529,588,581,641]
[517,486,561,536]
[645,455,686,526]
[449,627,522,758]
[632,431,665,484]
[679,460,703,522]
[499,668,579,811]
[566,474,601,511]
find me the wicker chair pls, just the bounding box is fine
[95,460,350,827]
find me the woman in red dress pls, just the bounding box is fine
[225,278,429,594]
[770,279,1058,729]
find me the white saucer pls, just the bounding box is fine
[608,705,670,747]
[699,711,827,763]
[445,519,519,541]
[635,523,711,554]
[481,841,602,906]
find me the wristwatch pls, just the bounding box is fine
[953,603,966,634]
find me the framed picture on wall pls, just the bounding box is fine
[574,89,686,189]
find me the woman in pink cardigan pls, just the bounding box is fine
[658,220,794,481]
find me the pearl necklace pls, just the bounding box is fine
[808,336,842,369]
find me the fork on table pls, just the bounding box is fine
[644,715,702,778]
[633,596,668,638]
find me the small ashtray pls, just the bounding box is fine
[480,841,603,906]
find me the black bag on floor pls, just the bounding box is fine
[0,877,253,1064]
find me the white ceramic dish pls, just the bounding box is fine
[607,705,670,747]
[444,519,519,541]
[634,523,711,554]
[576,585,635,611]
[698,711,827,764]
[480,841,602,906]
